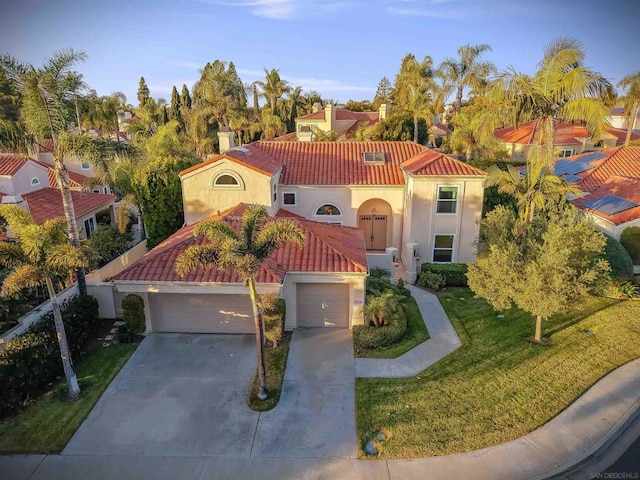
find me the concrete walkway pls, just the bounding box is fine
[4,356,640,479]
[355,284,462,378]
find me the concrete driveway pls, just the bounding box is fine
[64,333,260,457]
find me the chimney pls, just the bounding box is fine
[312,102,322,113]
[378,103,389,121]
[325,103,335,125]
[217,127,235,154]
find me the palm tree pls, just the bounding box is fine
[483,37,611,167]
[261,106,286,139]
[485,147,581,223]
[617,72,640,145]
[393,55,436,142]
[438,43,496,114]
[1,50,131,295]
[364,290,403,327]
[0,205,87,400]
[175,205,305,400]
[256,68,291,113]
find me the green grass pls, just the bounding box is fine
[356,288,640,458]
[0,343,138,454]
[355,297,430,358]
[248,335,290,412]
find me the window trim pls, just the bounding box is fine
[313,202,343,217]
[30,177,40,186]
[80,162,91,170]
[282,192,297,206]
[436,185,459,215]
[558,149,576,158]
[83,217,96,239]
[432,234,455,263]
[212,171,244,190]
[272,183,277,202]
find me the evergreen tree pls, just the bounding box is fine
[137,77,150,107]
[373,76,392,107]
[169,85,182,125]
[161,105,169,125]
[181,84,192,109]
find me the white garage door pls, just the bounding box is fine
[150,293,254,334]
[296,283,350,328]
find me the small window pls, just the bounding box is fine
[81,162,91,170]
[83,217,96,239]
[558,149,575,158]
[315,204,342,216]
[283,193,296,205]
[363,152,386,164]
[213,173,241,187]
[593,141,603,148]
[433,235,454,263]
[437,186,458,214]
[31,177,40,186]
[92,189,101,194]
[273,183,277,202]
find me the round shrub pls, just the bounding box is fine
[417,271,445,291]
[353,314,407,350]
[122,294,145,334]
[620,226,640,265]
[604,235,634,281]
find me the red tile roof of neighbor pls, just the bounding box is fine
[297,110,326,120]
[112,205,368,283]
[22,188,115,225]
[573,177,640,226]
[38,139,55,152]
[28,159,88,189]
[0,155,31,176]
[574,146,640,192]
[493,120,640,145]
[180,141,486,185]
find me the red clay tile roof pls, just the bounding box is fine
[401,149,485,176]
[576,146,640,192]
[38,140,55,152]
[111,207,367,284]
[297,110,327,120]
[266,132,298,142]
[0,155,30,176]
[297,108,380,124]
[572,176,640,225]
[30,159,87,189]
[494,121,639,145]
[180,141,486,184]
[22,188,115,225]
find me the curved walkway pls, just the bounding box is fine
[355,284,461,378]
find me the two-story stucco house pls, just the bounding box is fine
[110,137,486,335]
[295,103,388,141]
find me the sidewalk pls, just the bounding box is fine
[355,284,462,378]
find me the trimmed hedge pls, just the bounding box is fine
[604,235,634,281]
[418,263,468,288]
[353,314,407,350]
[263,297,286,348]
[0,295,99,416]
[620,226,640,265]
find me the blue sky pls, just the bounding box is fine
[2,0,639,104]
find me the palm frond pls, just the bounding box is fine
[0,242,28,269]
[0,204,35,231]
[175,244,221,277]
[41,218,69,246]
[194,219,238,243]
[241,205,269,246]
[1,264,44,296]
[45,244,87,272]
[253,219,306,260]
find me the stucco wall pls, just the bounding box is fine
[181,158,275,225]
[38,151,96,177]
[3,162,49,195]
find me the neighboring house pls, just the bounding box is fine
[0,154,116,239]
[429,123,450,147]
[494,121,640,162]
[609,107,640,133]
[555,146,640,240]
[295,103,389,141]
[108,137,486,335]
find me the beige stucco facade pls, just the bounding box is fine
[0,161,49,196]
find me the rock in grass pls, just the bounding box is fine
[364,440,378,456]
[376,431,387,441]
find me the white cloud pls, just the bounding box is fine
[197,0,351,20]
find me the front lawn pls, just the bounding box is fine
[0,343,137,453]
[355,297,430,359]
[356,288,640,458]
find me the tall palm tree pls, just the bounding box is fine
[483,37,611,167]
[438,43,496,114]
[0,205,87,401]
[261,106,286,139]
[256,68,291,113]
[617,71,640,145]
[175,205,305,400]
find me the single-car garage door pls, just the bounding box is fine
[150,293,254,334]
[296,283,350,328]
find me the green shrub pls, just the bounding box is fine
[0,295,99,416]
[418,263,469,287]
[369,267,391,280]
[353,314,407,350]
[263,296,285,348]
[604,235,634,282]
[118,323,143,344]
[417,271,445,290]
[620,227,640,265]
[122,294,145,334]
[88,225,132,267]
[367,276,410,298]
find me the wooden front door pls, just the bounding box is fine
[359,215,387,250]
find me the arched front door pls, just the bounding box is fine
[358,199,392,251]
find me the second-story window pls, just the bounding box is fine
[436,186,459,214]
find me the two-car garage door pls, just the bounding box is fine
[150,293,254,334]
[296,283,350,328]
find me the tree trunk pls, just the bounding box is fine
[54,155,88,295]
[534,314,543,343]
[75,96,82,134]
[413,114,419,143]
[625,102,638,146]
[248,277,268,400]
[455,86,464,114]
[45,276,80,401]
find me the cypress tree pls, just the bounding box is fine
[170,85,182,124]
[181,84,192,109]
[137,77,150,107]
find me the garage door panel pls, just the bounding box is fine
[297,283,349,328]
[150,294,254,334]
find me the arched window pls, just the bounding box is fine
[31,177,40,186]
[315,204,342,216]
[212,172,243,189]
